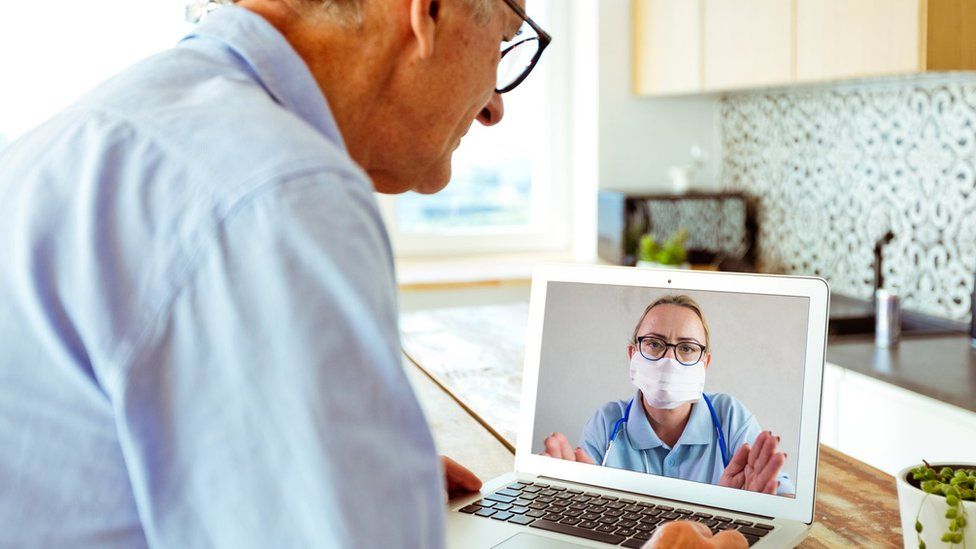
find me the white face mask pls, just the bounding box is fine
[629,354,705,409]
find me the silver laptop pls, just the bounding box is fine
[446,264,829,548]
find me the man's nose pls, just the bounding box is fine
[476,92,504,127]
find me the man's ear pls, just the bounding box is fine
[409,0,440,59]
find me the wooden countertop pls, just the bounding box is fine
[402,303,903,547]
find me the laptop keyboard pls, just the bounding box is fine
[458,481,775,547]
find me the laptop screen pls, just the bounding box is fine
[530,280,810,499]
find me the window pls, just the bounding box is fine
[0,2,191,150]
[380,0,570,257]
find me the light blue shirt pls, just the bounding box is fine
[580,391,795,496]
[0,6,443,548]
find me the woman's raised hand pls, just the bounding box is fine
[717,431,786,494]
[540,432,596,464]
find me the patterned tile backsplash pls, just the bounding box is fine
[720,74,976,321]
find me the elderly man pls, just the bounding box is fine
[0,0,748,547]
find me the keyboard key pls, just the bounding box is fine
[536,496,554,504]
[475,499,495,508]
[486,494,516,504]
[514,498,533,506]
[578,520,599,529]
[744,534,760,546]
[638,503,656,511]
[617,519,638,528]
[544,513,563,521]
[530,519,626,545]
[508,514,535,526]
[739,526,771,537]
[459,504,480,514]
[507,482,527,490]
[714,515,733,522]
[581,512,599,521]
[661,512,681,520]
[567,489,583,495]
[623,504,643,512]
[635,523,656,532]
[527,502,547,511]
[573,495,593,503]
[493,503,512,511]
[634,530,652,540]
[754,523,774,531]
[615,528,636,537]
[491,512,513,521]
[554,492,573,500]
[562,509,583,518]
[622,512,642,520]
[702,519,718,528]
[550,486,567,492]
[568,503,587,511]
[693,512,713,519]
[656,505,673,511]
[675,508,693,515]
[621,538,648,548]
[519,493,538,501]
[598,516,620,525]
[533,483,550,488]
[559,517,581,526]
[605,509,624,518]
[587,505,607,514]
[521,485,542,494]
[540,490,557,497]
[495,489,521,498]
[620,498,637,504]
[733,520,753,527]
[641,508,662,517]
[599,496,619,502]
[606,502,626,510]
[510,506,529,515]
[526,510,546,518]
[595,525,617,534]
[474,508,496,517]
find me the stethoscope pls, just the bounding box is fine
[601,394,730,473]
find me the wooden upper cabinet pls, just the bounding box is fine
[632,0,702,95]
[796,0,976,82]
[703,0,793,90]
[796,0,921,81]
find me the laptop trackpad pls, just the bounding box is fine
[491,533,594,549]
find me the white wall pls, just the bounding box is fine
[594,0,722,192]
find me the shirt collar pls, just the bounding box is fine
[179,5,346,151]
[625,390,714,450]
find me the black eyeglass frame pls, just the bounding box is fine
[634,336,707,366]
[496,0,552,94]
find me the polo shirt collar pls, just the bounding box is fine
[625,390,714,450]
[180,5,346,151]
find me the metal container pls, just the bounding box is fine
[875,289,901,348]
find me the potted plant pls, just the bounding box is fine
[636,229,690,270]
[898,461,975,548]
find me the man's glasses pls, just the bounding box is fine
[496,0,551,94]
[635,336,707,366]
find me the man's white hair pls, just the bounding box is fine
[303,0,495,25]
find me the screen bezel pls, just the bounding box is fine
[514,263,829,524]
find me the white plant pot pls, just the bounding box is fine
[636,261,691,270]
[897,464,976,548]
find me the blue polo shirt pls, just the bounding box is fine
[579,391,795,496]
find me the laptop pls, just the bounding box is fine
[445,264,829,548]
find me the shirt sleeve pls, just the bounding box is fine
[578,406,611,465]
[103,173,444,548]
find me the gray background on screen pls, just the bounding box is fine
[531,281,809,488]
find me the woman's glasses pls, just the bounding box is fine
[636,336,707,366]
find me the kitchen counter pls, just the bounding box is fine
[826,334,976,413]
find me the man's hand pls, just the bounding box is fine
[540,432,596,464]
[441,456,482,500]
[717,431,786,494]
[644,520,748,548]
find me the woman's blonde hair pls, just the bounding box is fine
[630,294,711,351]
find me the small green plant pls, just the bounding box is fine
[910,460,974,548]
[638,229,688,266]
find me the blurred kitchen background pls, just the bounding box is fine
[3,0,975,481]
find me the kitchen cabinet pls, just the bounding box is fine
[631,0,702,95]
[820,362,976,476]
[632,0,976,95]
[703,0,792,89]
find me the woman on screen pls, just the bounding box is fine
[541,295,794,496]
